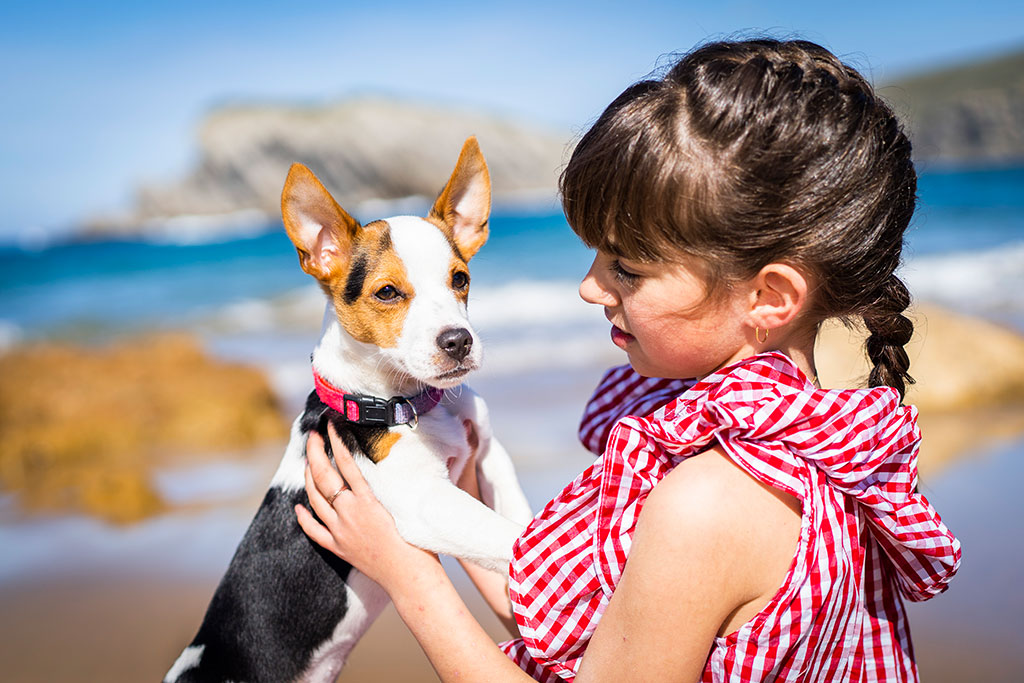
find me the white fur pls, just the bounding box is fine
[270,414,315,491]
[301,571,390,682]
[165,645,204,681]
[388,215,484,384]
[351,387,531,571]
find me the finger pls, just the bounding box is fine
[304,461,337,523]
[295,504,339,553]
[327,423,371,496]
[306,429,345,497]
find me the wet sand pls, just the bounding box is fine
[0,569,505,682]
[0,436,591,682]
[904,430,1024,682]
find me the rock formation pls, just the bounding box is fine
[0,333,288,523]
[883,48,1024,165]
[87,97,569,237]
[83,47,1024,238]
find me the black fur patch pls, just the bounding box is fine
[179,486,352,683]
[342,253,368,305]
[376,227,392,253]
[176,392,387,683]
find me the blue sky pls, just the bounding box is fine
[1,0,1022,242]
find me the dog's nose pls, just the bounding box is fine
[436,327,473,362]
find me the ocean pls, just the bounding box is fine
[2,166,1023,391]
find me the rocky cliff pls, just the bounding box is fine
[87,97,569,237]
[883,48,1024,165]
[86,47,1024,237]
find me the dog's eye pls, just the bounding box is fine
[451,271,469,290]
[374,285,400,301]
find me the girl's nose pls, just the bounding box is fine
[579,257,618,306]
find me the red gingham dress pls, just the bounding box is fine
[500,352,961,682]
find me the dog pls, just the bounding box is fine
[165,137,533,683]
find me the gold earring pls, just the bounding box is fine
[756,326,769,344]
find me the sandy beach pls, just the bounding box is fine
[0,563,501,682]
[1,429,1022,682]
[0,432,593,683]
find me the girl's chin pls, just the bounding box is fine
[610,325,635,348]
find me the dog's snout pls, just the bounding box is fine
[437,327,473,361]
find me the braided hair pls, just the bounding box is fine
[561,39,917,399]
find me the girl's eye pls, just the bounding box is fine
[610,260,641,284]
[451,271,469,290]
[374,285,400,301]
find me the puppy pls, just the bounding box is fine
[165,137,533,683]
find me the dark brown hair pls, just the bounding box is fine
[561,39,916,398]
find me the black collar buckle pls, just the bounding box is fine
[343,394,393,426]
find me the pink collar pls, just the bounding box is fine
[312,368,443,428]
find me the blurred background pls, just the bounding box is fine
[1,1,1023,681]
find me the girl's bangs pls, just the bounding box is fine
[559,95,714,264]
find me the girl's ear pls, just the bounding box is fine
[748,263,810,333]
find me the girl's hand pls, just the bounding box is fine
[294,424,437,591]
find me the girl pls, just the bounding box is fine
[295,38,961,681]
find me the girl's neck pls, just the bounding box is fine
[708,333,820,388]
[781,344,820,388]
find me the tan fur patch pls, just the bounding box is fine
[326,221,414,348]
[368,431,402,463]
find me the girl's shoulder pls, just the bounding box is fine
[633,444,803,634]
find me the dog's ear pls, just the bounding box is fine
[429,136,491,261]
[281,163,359,281]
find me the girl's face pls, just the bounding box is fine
[579,250,751,379]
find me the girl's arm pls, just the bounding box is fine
[296,426,800,682]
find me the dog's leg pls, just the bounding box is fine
[475,435,534,527]
[358,449,524,573]
[300,570,390,682]
[447,388,534,526]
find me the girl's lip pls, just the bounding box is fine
[610,324,635,348]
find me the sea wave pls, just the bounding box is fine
[197,279,601,336]
[904,241,1024,325]
[197,287,325,334]
[136,209,273,246]
[471,280,600,328]
[197,245,1024,401]
[0,320,23,351]
[197,279,610,408]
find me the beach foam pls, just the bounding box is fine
[904,241,1024,326]
[0,320,22,351]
